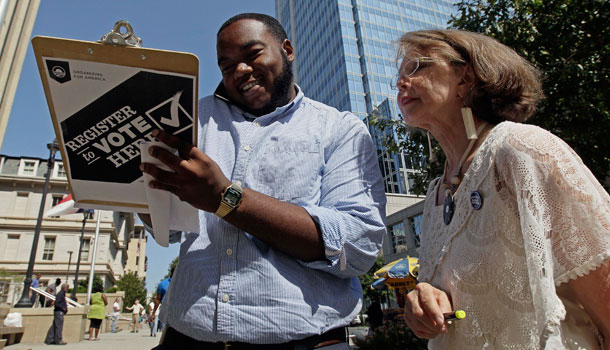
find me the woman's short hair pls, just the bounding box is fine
[397,30,544,123]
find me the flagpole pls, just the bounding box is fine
[86,211,102,304]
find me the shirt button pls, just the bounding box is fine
[222,294,230,302]
[244,145,251,151]
[226,248,233,256]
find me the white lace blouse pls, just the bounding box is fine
[419,121,610,349]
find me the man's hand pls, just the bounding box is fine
[139,129,230,213]
[403,283,453,339]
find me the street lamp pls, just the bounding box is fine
[15,139,60,308]
[66,251,73,282]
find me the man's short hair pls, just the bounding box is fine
[217,13,288,44]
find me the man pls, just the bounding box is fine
[150,266,173,334]
[45,283,68,345]
[45,278,61,307]
[366,296,383,335]
[111,297,121,333]
[140,13,385,349]
[30,273,41,304]
[126,299,144,333]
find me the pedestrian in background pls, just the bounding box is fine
[87,284,108,340]
[44,278,61,307]
[150,266,173,334]
[44,283,68,345]
[30,273,41,304]
[111,297,121,333]
[126,299,144,333]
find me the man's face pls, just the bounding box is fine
[217,19,295,116]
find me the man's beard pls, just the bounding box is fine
[252,51,294,116]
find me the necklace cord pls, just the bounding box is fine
[443,121,489,191]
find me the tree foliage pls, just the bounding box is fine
[372,0,610,192]
[370,116,445,195]
[359,256,394,302]
[76,275,103,293]
[115,271,147,311]
[163,256,179,280]
[450,0,610,189]
[354,322,428,350]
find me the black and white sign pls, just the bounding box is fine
[60,71,194,183]
[40,55,197,212]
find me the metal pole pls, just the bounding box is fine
[86,212,102,304]
[15,139,59,308]
[71,212,87,300]
[66,251,72,282]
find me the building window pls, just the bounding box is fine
[52,195,63,206]
[4,235,19,260]
[80,239,90,261]
[390,222,407,254]
[0,280,9,303]
[53,163,67,178]
[411,214,423,247]
[18,159,38,176]
[43,237,55,260]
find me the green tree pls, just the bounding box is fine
[354,322,428,350]
[372,0,609,192]
[163,256,179,280]
[370,115,444,195]
[450,0,609,189]
[115,271,147,311]
[359,255,396,308]
[76,275,103,293]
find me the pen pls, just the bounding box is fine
[444,310,466,320]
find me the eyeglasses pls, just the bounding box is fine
[391,57,447,90]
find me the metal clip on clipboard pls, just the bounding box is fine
[98,20,142,47]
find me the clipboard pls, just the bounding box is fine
[32,21,199,213]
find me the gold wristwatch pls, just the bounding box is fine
[214,181,243,218]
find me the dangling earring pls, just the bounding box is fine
[461,106,476,140]
[427,131,435,163]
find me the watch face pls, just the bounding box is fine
[224,187,242,206]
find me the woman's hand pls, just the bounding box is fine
[403,282,453,339]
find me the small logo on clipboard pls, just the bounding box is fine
[46,59,71,84]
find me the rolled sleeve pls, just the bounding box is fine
[301,114,386,278]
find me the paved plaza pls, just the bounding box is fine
[6,330,161,350]
[6,328,367,349]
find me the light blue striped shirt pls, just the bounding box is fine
[159,86,386,343]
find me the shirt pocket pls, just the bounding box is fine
[257,137,321,201]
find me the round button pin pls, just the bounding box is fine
[470,191,483,210]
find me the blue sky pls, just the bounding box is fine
[1,0,275,292]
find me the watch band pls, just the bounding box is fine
[214,181,243,218]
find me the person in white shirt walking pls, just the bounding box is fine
[111,298,121,333]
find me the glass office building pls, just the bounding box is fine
[276,0,457,194]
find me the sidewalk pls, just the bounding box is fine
[6,330,161,350]
[7,328,367,350]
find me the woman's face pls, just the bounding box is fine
[395,52,463,130]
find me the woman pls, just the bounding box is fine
[396,29,610,349]
[87,284,108,340]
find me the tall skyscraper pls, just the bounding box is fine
[276,0,457,194]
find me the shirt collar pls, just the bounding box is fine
[213,82,303,120]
